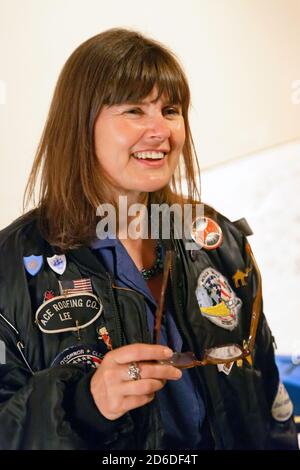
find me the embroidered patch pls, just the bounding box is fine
[196,267,242,330]
[59,278,93,295]
[35,293,103,334]
[51,343,107,370]
[271,382,293,422]
[232,266,252,288]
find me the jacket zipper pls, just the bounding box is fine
[0,311,34,375]
[106,272,125,347]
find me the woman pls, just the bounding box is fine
[0,28,297,450]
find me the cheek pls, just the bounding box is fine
[179,127,186,148]
[172,120,186,149]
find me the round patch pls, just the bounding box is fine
[196,267,242,330]
[51,343,107,370]
[191,217,223,250]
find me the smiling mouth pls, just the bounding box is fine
[131,151,166,160]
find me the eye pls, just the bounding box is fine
[163,106,182,116]
[124,107,143,115]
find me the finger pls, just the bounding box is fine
[109,344,174,365]
[139,362,182,381]
[122,394,155,413]
[123,362,182,381]
[122,378,166,396]
[119,361,182,382]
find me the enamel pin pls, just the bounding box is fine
[23,255,43,276]
[232,266,252,288]
[47,254,67,275]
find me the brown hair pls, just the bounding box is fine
[24,28,201,249]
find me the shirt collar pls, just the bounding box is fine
[90,233,118,250]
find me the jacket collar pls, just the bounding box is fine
[67,245,109,280]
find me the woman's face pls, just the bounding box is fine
[94,87,185,202]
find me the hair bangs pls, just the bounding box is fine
[103,45,190,109]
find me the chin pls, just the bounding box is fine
[139,182,168,193]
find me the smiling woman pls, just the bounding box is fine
[0,28,297,451]
[24,28,200,250]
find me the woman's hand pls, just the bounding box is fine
[90,343,182,420]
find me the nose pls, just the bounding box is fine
[144,113,171,142]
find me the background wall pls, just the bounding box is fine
[1,0,300,226]
[0,0,299,352]
[202,140,300,354]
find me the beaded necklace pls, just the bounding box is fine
[140,240,164,280]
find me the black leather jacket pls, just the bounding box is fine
[0,211,297,449]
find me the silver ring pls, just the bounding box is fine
[128,362,141,381]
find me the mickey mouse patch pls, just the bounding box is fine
[196,267,242,330]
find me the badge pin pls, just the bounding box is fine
[98,326,112,350]
[232,266,252,288]
[43,290,55,302]
[191,217,223,250]
[23,255,43,276]
[47,254,67,275]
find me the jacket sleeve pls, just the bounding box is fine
[239,228,298,450]
[0,324,133,450]
[252,309,298,449]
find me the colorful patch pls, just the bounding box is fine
[47,254,66,275]
[51,343,107,370]
[196,267,242,330]
[271,383,293,422]
[23,255,43,276]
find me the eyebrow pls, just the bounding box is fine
[122,99,181,106]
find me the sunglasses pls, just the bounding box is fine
[154,242,262,369]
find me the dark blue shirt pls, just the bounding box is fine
[91,236,205,449]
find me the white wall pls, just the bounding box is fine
[0,0,299,228]
[202,140,300,354]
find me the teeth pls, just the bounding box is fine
[132,151,165,160]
